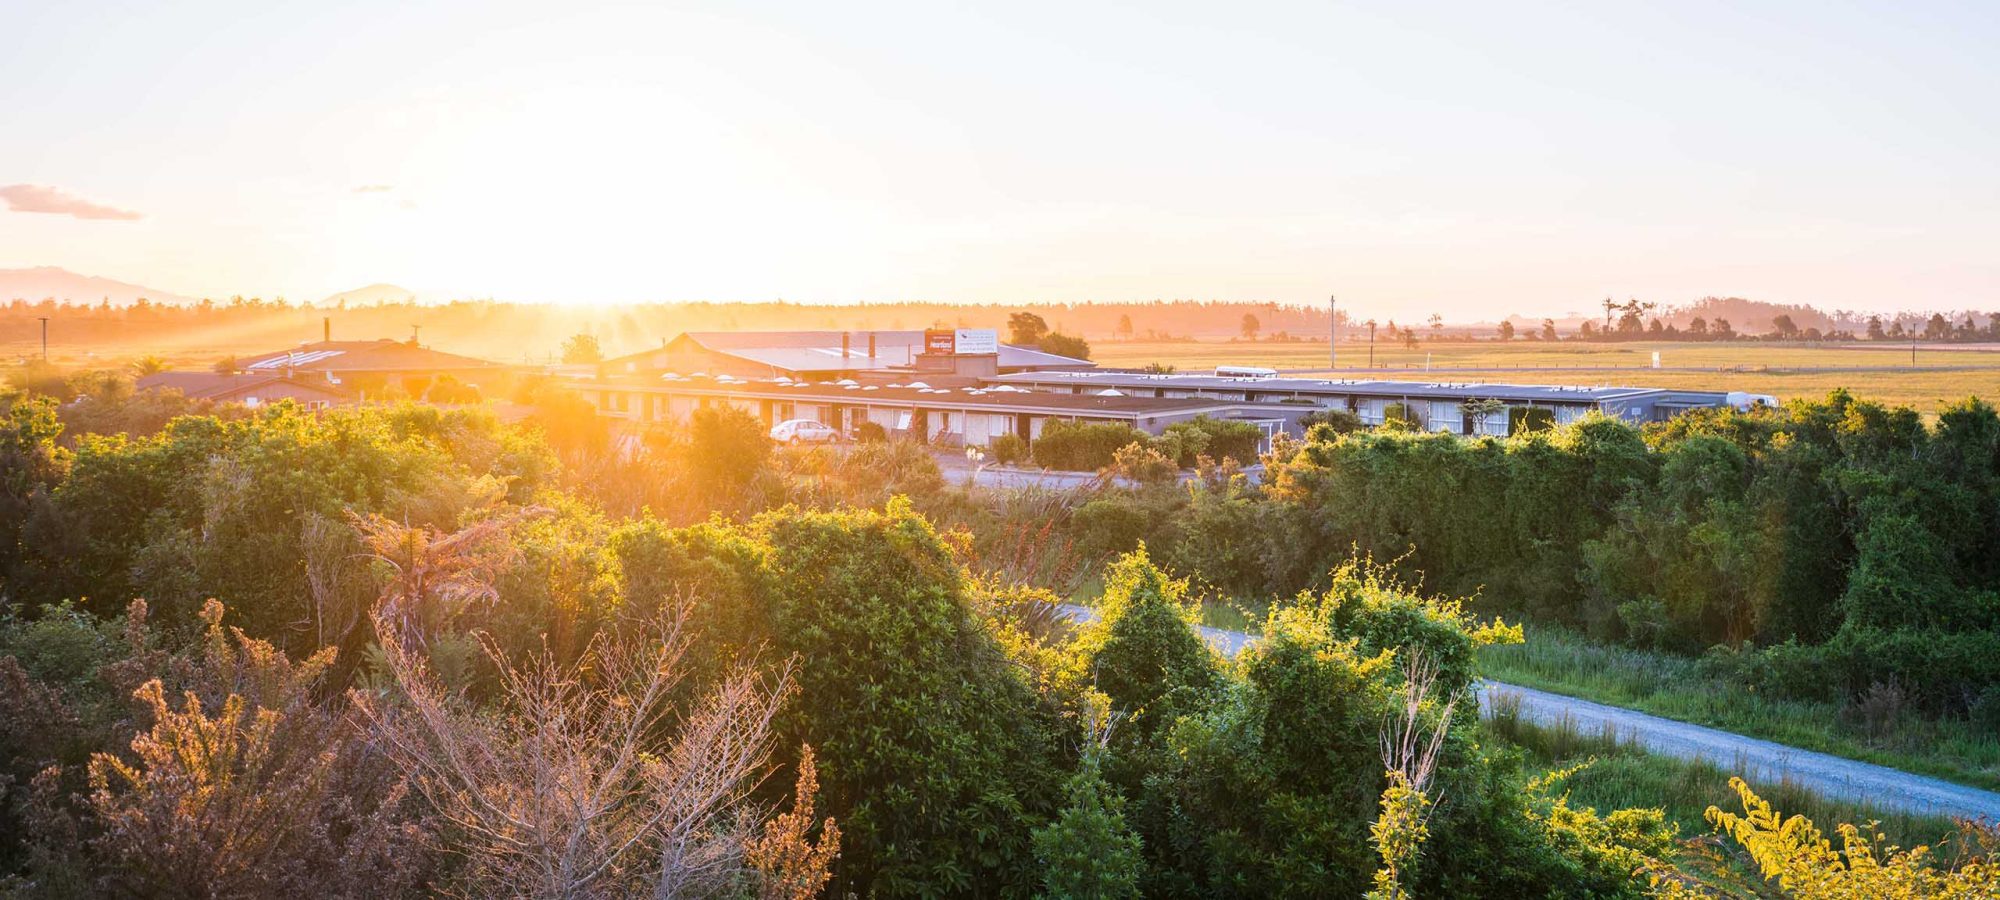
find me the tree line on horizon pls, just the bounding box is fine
[8,293,2000,366]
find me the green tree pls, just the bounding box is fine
[561,332,603,364]
[677,405,773,506]
[1009,312,1051,346]
[1040,332,1092,360]
[1034,704,1143,900]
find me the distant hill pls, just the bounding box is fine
[0,266,195,305]
[321,283,420,306]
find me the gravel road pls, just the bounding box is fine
[1056,604,2000,821]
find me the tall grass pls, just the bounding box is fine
[1484,693,1967,857]
[1480,625,2000,791]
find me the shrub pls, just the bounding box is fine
[853,420,887,443]
[1649,777,2000,898]
[82,601,429,898]
[1972,685,2000,733]
[1110,441,1178,485]
[358,598,793,898]
[990,432,1029,465]
[616,502,1066,896]
[1034,750,1142,900]
[678,405,775,505]
[1160,416,1264,466]
[1039,332,1092,361]
[1032,420,1150,471]
[1071,497,1157,561]
[1063,549,1219,748]
[1301,407,1365,436]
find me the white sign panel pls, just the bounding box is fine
[954,328,999,354]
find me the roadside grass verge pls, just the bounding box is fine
[1483,694,1975,879]
[1479,624,2000,792]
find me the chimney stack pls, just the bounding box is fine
[323,317,330,343]
[842,332,851,360]
[867,332,877,359]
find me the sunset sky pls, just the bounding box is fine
[3,0,1996,318]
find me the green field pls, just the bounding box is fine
[1092,339,2000,413]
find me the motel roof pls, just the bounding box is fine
[653,331,1093,374]
[136,372,352,402]
[238,339,502,373]
[590,374,1257,418]
[984,370,1730,406]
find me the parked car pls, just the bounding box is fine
[770,418,845,444]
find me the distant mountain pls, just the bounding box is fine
[0,266,195,305]
[321,283,420,306]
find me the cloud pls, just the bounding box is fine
[353,184,394,194]
[0,184,143,220]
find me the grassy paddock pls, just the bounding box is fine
[1482,697,1974,887]
[1479,625,2000,791]
[1089,339,2000,412]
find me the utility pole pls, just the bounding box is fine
[1367,320,1377,368]
[1328,295,1337,369]
[37,316,49,361]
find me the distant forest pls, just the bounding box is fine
[5,292,1998,364]
[0,296,1340,362]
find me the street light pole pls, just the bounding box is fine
[1328,294,1337,369]
[37,316,49,361]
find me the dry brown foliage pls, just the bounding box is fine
[746,745,841,900]
[79,599,430,898]
[357,595,797,898]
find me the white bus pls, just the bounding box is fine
[1213,365,1278,379]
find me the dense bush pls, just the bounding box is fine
[10,378,1995,895]
[1110,441,1178,484]
[1031,419,1151,471]
[1058,552,1661,898]
[1038,332,1091,361]
[989,431,1029,465]
[1300,406,1365,437]
[5,402,556,651]
[613,501,1067,897]
[1158,415,1264,467]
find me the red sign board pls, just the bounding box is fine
[924,329,957,354]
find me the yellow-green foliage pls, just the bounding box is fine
[1367,770,1432,900]
[1650,777,1999,899]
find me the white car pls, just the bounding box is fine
[770,419,844,444]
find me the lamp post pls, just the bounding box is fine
[37,316,49,361]
[1328,294,1337,369]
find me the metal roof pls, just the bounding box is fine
[660,331,1092,373]
[136,372,350,401]
[594,375,1246,416]
[237,339,501,372]
[984,371,1729,405]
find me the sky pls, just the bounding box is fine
[2,0,1996,319]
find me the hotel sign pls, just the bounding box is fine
[922,328,1000,355]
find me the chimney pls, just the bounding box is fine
[841,332,851,360]
[867,332,877,359]
[323,317,330,343]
